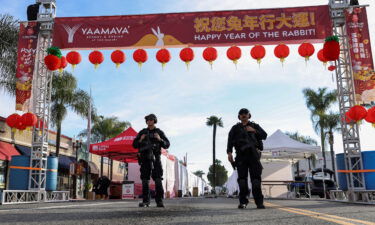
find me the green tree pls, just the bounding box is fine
[322,112,341,181]
[0,14,18,95]
[50,71,92,156]
[302,87,337,168]
[207,159,228,187]
[285,131,318,145]
[206,115,223,192]
[79,115,131,143]
[193,170,205,178]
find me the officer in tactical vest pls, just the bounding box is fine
[227,108,267,209]
[132,114,170,207]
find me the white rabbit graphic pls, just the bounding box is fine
[151,26,164,47]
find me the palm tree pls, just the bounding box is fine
[50,71,92,156]
[193,170,205,178]
[79,115,131,176]
[0,14,18,95]
[79,115,131,143]
[302,88,337,168]
[322,112,341,181]
[206,115,223,193]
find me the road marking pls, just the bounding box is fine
[266,202,375,225]
[0,201,134,212]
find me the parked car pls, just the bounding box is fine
[306,168,337,198]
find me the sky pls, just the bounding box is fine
[0,0,374,177]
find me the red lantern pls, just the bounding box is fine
[44,55,61,71]
[89,51,104,69]
[323,36,340,61]
[203,47,217,69]
[328,65,336,71]
[298,43,315,61]
[365,107,375,127]
[317,49,328,67]
[15,120,27,133]
[179,47,194,70]
[250,45,266,65]
[111,50,126,68]
[156,49,171,70]
[21,112,37,130]
[133,49,148,70]
[66,51,82,69]
[343,111,355,124]
[347,105,368,123]
[6,113,21,132]
[274,44,290,65]
[227,46,241,67]
[58,56,67,73]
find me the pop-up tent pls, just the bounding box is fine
[89,127,139,163]
[262,129,320,160]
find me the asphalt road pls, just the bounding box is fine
[0,198,374,225]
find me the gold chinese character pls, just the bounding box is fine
[194,17,210,33]
[243,15,259,30]
[259,14,276,30]
[211,17,226,32]
[276,13,293,29]
[292,12,310,28]
[227,16,243,31]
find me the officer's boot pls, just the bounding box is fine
[237,178,249,209]
[139,180,150,207]
[252,178,265,209]
[154,178,164,208]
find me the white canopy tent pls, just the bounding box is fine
[262,129,321,160]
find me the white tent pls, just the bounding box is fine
[262,129,320,160]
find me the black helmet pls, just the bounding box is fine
[238,108,250,115]
[145,114,157,123]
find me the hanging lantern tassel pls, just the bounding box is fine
[137,62,143,71]
[116,63,121,69]
[161,62,166,71]
[209,61,213,70]
[280,58,285,67]
[233,60,238,70]
[94,64,99,69]
[185,61,190,71]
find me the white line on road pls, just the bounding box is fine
[0,201,134,213]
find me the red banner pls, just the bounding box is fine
[346,7,375,104]
[53,5,331,50]
[15,22,39,112]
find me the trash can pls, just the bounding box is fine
[178,190,183,198]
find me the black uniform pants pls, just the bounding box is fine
[140,154,164,203]
[236,155,264,206]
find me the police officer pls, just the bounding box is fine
[227,108,267,209]
[132,114,170,207]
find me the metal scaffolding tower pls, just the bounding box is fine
[29,0,56,191]
[329,0,366,194]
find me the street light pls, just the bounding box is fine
[72,138,82,199]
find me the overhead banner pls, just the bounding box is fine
[346,7,375,104]
[15,21,39,112]
[53,5,331,50]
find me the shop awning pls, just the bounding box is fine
[88,161,99,174]
[90,127,139,163]
[58,155,76,170]
[0,141,20,161]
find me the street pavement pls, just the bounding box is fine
[0,197,374,225]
